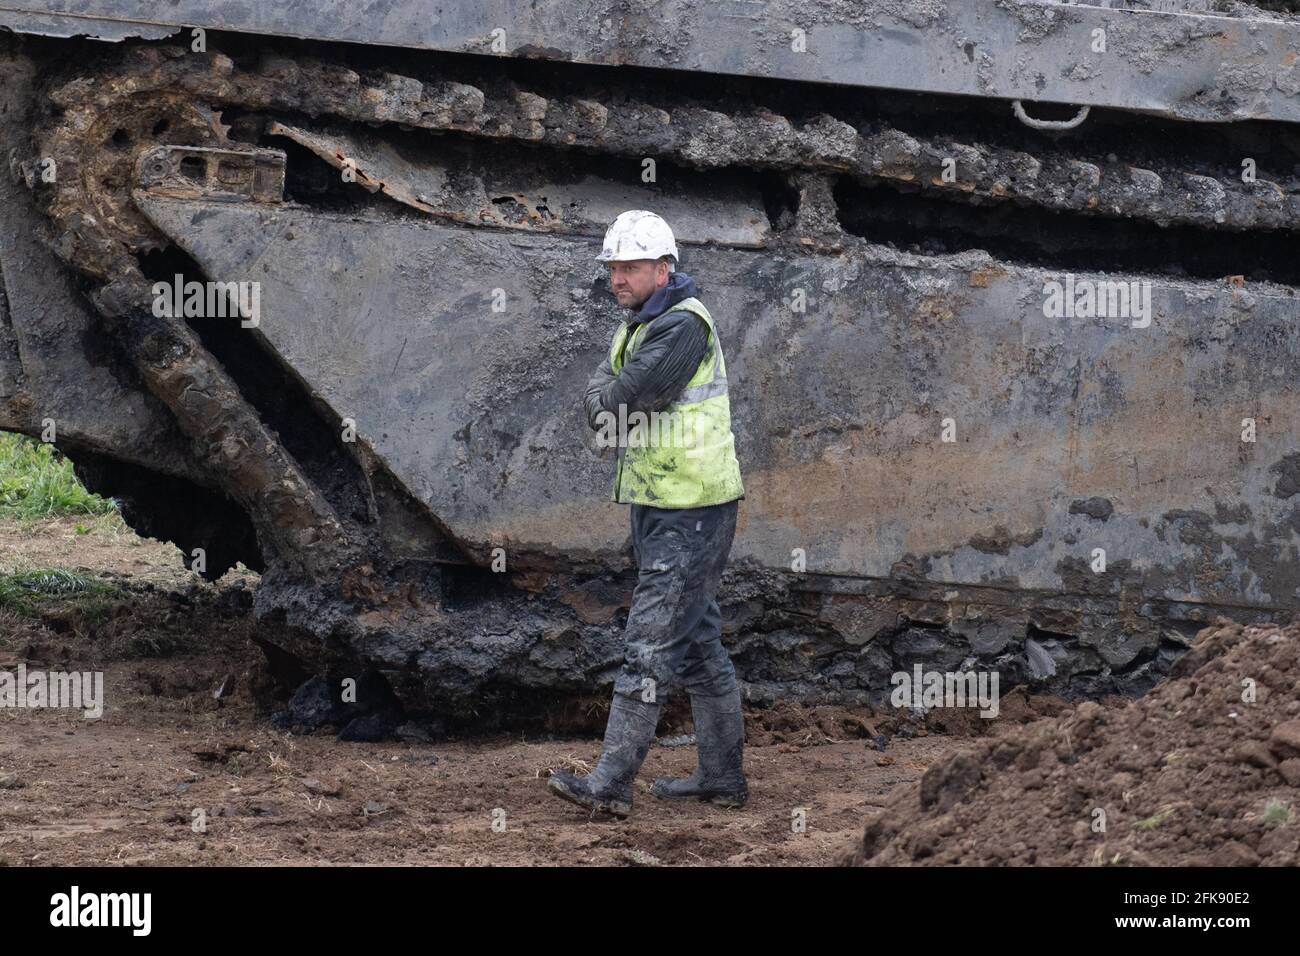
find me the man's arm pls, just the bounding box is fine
[584,354,617,430]
[597,311,710,420]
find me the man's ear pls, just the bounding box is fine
[656,259,671,286]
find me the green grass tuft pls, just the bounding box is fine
[1133,807,1175,831]
[0,567,112,613]
[0,432,117,518]
[1264,800,1292,826]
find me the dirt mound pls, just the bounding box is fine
[842,619,1300,866]
[744,689,1069,748]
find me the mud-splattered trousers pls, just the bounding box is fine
[612,499,740,703]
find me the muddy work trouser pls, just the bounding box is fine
[612,499,740,703]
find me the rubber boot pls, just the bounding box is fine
[650,686,748,807]
[548,694,661,818]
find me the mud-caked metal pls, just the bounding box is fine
[4,2,1300,731]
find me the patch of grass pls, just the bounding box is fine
[1133,806,1176,831]
[1264,800,1292,826]
[0,432,116,518]
[0,567,113,614]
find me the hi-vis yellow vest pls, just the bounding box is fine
[607,297,744,508]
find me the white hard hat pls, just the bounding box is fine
[596,210,678,266]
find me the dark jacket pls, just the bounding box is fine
[583,272,711,428]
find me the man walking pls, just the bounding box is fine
[547,210,748,817]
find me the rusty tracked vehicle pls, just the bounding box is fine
[2,1,1300,729]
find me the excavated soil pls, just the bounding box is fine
[843,619,1300,866]
[1,518,992,866]
[17,517,1276,867]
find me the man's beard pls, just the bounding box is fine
[617,289,648,310]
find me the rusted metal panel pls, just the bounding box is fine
[136,146,286,203]
[4,1,1300,122]
[264,121,769,244]
[137,196,1300,619]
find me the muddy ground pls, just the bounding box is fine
[0,517,984,866]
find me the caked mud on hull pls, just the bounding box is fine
[2,2,1299,725]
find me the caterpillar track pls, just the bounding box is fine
[3,1,1300,732]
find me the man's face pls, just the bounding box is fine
[607,259,669,310]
